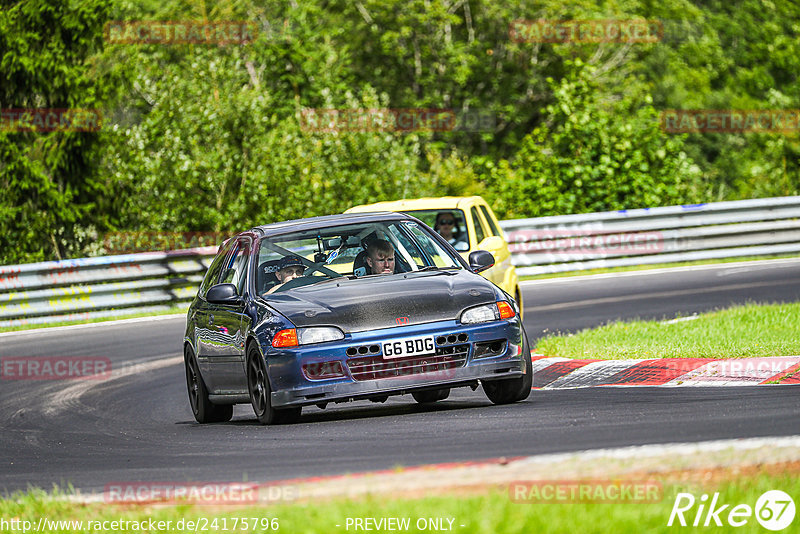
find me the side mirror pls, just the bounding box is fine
[469,250,495,273]
[206,283,242,305]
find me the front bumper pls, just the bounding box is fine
[266,318,525,408]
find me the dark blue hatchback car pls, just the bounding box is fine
[184,212,532,424]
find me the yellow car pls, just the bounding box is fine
[345,196,522,315]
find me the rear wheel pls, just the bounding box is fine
[247,344,301,425]
[412,388,451,404]
[483,330,533,405]
[185,345,233,423]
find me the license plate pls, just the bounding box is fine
[382,335,436,359]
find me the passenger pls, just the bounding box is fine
[266,256,306,293]
[365,239,396,274]
[434,212,468,251]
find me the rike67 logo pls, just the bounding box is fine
[668,490,795,531]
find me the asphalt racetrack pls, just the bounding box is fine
[2,259,799,494]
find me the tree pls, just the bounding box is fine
[486,60,702,218]
[0,0,115,263]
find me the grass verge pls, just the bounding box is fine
[535,302,800,359]
[1,470,796,533]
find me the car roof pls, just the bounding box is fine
[345,196,486,213]
[252,211,414,237]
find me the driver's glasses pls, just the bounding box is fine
[439,219,455,225]
[282,267,305,277]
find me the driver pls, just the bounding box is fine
[266,256,306,294]
[365,239,395,274]
[434,211,468,251]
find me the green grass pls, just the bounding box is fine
[1,472,796,533]
[520,254,799,281]
[0,307,187,333]
[535,302,800,360]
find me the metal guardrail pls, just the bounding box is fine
[0,248,217,328]
[499,196,800,276]
[1,196,799,327]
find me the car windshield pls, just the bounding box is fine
[399,209,469,251]
[256,220,462,295]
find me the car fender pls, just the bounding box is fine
[500,265,522,316]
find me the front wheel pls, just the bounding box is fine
[483,330,533,405]
[247,345,301,425]
[185,345,233,423]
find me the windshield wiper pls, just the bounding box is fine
[414,266,459,275]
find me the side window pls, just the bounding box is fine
[391,224,426,268]
[470,206,487,244]
[199,242,233,297]
[220,240,251,295]
[479,205,501,237]
[404,222,460,268]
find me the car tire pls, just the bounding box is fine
[411,388,451,404]
[247,345,302,425]
[483,329,533,405]
[185,345,233,423]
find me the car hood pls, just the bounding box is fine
[261,270,499,332]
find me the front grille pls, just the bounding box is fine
[347,343,470,381]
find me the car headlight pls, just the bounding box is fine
[297,326,345,345]
[460,303,498,324]
[460,301,516,324]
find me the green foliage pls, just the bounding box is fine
[2,0,800,263]
[102,31,429,234]
[0,0,114,263]
[486,61,703,218]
